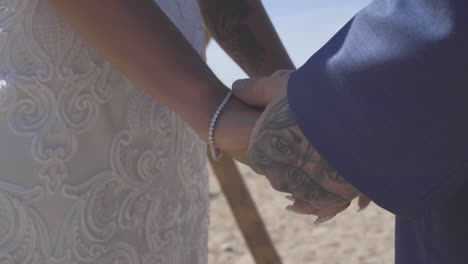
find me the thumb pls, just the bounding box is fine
[231,78,272,107]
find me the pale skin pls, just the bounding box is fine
[47,0,369,221]
[233,71,370,221]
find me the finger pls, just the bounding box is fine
[285,198,320,215]
[357,194,372,212]
[231,78,272,107]
[289,174,351,210]
[313,202,350,222]
[286,198,350,220]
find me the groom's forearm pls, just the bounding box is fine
[198,0,295,77]
[47,0,227,140]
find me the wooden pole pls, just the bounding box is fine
[208,153,282,264]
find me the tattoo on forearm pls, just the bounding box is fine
[201,0,266,74]
[249,97,357,207]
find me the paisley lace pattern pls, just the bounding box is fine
[0,0,209,263]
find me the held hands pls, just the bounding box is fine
[223,70,370,222]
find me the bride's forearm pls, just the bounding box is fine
[47,0,227,140]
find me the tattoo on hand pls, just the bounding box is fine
[249,97,357,207]
[202,0,266,74]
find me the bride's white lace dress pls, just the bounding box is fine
[0,0,209,263]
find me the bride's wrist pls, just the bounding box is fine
[179,83,230,143]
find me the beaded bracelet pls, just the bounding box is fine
[208,91,233,161]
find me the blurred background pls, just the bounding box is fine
[206,1,395,263]
[207,0,370,85]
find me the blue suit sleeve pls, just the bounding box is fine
[288,0,468,218]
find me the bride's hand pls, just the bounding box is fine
[213,96,262,164]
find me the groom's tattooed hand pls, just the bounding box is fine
[248,97,359,208]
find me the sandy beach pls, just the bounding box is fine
[208,163,395,264]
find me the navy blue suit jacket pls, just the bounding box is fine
[288,0,468,263]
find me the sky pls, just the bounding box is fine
[206,0,371,86]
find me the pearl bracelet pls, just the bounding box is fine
[209,91,233,161]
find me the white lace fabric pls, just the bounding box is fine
[0,0,209,263]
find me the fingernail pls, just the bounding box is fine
[233,79,248,90]
[314,216,334,225]
[357,205,369,213]
[285,195,295,202]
